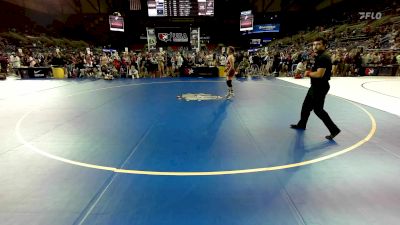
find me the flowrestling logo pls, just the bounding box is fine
[359,12,382,20]
[158,32,188,43]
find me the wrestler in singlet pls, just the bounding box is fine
[226,58,235,77]
[225,46,235,99]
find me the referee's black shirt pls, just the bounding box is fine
[311,51,332,87]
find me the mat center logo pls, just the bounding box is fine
[177,93,223,101]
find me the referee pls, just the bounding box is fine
[290,37,341,140]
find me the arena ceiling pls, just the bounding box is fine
[0,0,110,14]
[0,0,361,46]
[1,0,345,15]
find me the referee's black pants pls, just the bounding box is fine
[297,84,340,134]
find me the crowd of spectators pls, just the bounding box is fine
[0,44,241,79]
[246,13,400,77]
[1,10,400,79]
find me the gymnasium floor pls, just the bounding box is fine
[0,76,399,225]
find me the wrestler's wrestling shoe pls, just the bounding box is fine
[225,91,234,99]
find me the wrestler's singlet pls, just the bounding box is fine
[226,57,235,77]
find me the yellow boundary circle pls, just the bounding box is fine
[15,81,377,176]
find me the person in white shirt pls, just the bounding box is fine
[219,54,227,66]
[129,63,139,79]
[176,53,183,71]
[12,53,21,67]
[11,54,20,75]
[295,59,307,75]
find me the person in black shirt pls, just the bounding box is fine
[290,37,341,140]
[271,52,280,76]
[0,52,8,74]
[354,52,363,76]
